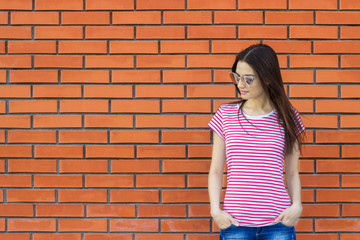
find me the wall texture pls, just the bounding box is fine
[0,0,359,239]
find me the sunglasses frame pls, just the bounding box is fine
[229,71,256,87]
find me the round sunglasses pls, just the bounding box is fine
[229,71,256,87]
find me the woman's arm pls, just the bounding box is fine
[208,133,239,228]
[274,140,303,226]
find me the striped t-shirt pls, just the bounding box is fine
[208,103,305,227]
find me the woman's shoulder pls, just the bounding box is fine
[218,102,239,111]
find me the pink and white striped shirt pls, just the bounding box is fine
[208,103,305,227]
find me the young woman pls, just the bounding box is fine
[208,44,306,240]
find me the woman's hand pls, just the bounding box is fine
[211,209,239,229]
[274,204,302,226]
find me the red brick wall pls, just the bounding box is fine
[0,0,359,239]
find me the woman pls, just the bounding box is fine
[208,44,306,240]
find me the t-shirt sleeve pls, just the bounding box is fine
[292,107,306,137]
[208,105,225,141]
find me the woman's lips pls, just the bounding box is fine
[240,90,248,95]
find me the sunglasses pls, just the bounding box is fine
[229,71,256,87]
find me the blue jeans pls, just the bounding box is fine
[219,222,296,240]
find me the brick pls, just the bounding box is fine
[113,11,160,24]
[290,26,337,39]
[317,189,360,202]
[0,70,5,83]
[35,145,83,159]
[35,0,83,10]
[137,26,184,39]
[110,219,158,232]
[188,175,226,188]
[35,55,82,68]
[301,145,340,158]
[135,84,184,98]
[111,160,160,173]
[87,204,135,217]
[0,56,31,68]
[263,40,311,54]
[341,115,360,128]
[59,190,107,203]
[110,190,159,203]
[162,219,210,232]
[0,0,32,10]
[340,0,360,9]
[86,145,134,158]
[85,56,133,68]
[341,55,360,68]
[238,26,287,39]
[35,26,83,39]
[188,26,236,39]
[162,190,210,203]
[8,159,57,173]
[187,234,218,240]
[7,189,55,202]
[316,70,360,83]
[301,115,337,129]
[36,204,84,217]
[112,100,160,113]
[33,85,81,99]
[34,115,81,128]
[211,40,259,53]
[61,70,109,83]
[316,130,360,143]
[239,0,286,9]
[85,175,134,188]
[11,12,59,25]
[187,85,235,98]
[162,130,210,144]
[136,175,185,188]
[188,204,211,217]
[86,0,132,9]
[316,219,360,232]
[137,0,184,9]
[315,40,360,53]
[0,145,32,158]
[316,11,360,24]
[161,40,209,54]
[341,85,360,98]
[281,70,313,83]
[164,11,212,24]
[342,175,360,188]
[8,219,56,232]
[163,160,211,173]
[0,234,30,240]
[163,70,211,83]
[86,26,133,39]
[0,12,8,24]
[136,234,184,240]
[289,85,338,98]
[215,11,262,24]
[8,130,56,143]
[59,41,107,54]
[294,219,314,232]
[187,115,212,128]
[85,115,133,128]
[290,55,338,68]
[137,145,186,158]
[137,55,185,68]
[112,70,160,83]
[187,55,234,68]
[34,234,81,240]
[8,41,56,54]
[305,204,341,217]
[0,26,31,39]
[60,160,108,173]
[316,100,360,113]
[341,26,360,39]
[137,204,186,217]
[34,175,82,188]
[300,174,339,188]
[9,100,57,113]
[110,130,158,143]
[317,160,360,173]
[188,0,236,9]
[60,100,108,113]
[84,85,132,98]
[265,11,313,24]
[110,41,158,54]
[297,234,338,240]
[188,145,212,158]
[62,12,109,25]
[341,234,360,240]
[59,219,107,232]
[0,204,33,217]
[343,145,360,158]
[342,204,360,217]
[289,0,337,9]
[0,85,30,98]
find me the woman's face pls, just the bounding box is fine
[234,61,268,101]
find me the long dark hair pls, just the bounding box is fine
[228,44,305,156]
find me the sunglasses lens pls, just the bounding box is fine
[244,76,254,86]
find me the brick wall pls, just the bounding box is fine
[0,0,359,239]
